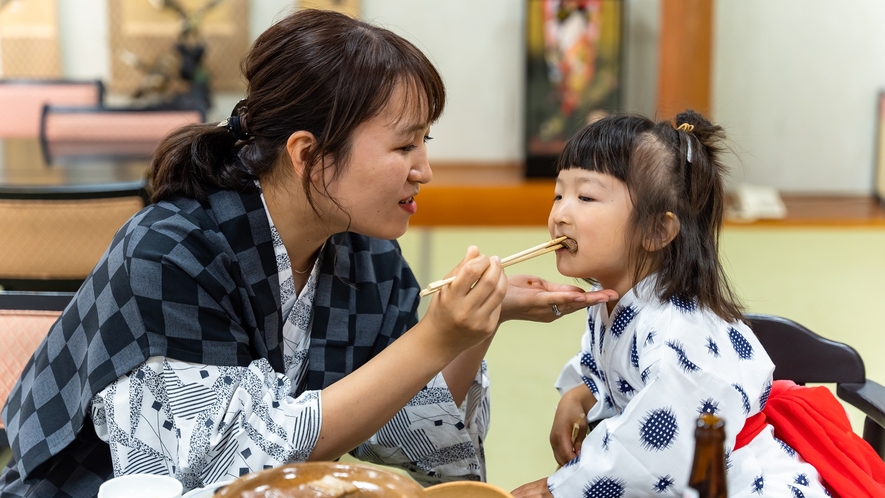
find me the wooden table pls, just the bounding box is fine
[0,138,151,199]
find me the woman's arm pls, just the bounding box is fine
[443,275,617,406]
[310,248,507,461]
[349,363,491,485]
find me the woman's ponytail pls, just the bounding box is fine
[149,123,254,204]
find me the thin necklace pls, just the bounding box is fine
[292,259,312,274]
[292,248,321,275]
[292,242,325,275]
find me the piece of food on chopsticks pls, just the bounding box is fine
[418,236,578,297]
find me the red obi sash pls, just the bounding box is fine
[733,380,885,498]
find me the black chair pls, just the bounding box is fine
[748,314,885,459]
[0,291,75,448]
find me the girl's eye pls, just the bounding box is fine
[423,135,433,143]
[579,196,594,202]
[553,194,562,201]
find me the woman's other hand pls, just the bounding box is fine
[499,275,617,323]
[550,384,594,466]
[512,478,554,498]
[422,246,508,354]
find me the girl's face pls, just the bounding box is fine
[321,83,433,240]
[549,168,639,297]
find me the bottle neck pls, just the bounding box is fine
[686,417,728,498]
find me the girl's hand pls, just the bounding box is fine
[512,478,553,498]
[421,246,508,355]
[550,384,594,466]
[499,274,618,323]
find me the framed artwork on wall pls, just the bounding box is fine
[525,0,623,178]
[875,91,885,205]
[0,0,61,78]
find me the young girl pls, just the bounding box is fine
[512,112,831,497]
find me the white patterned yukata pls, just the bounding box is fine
[91,194,490,491]
[548,276,830,497]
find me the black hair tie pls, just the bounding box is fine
[219,99,251,141]
[227,115,249,141]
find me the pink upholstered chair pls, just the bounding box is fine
[39,105,205,160]
[0,80,103,138]
[0,291,74,448]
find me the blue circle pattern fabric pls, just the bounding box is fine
[548,275,832,497]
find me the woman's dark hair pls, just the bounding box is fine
[150,9,446,209]
[556,110,743,323]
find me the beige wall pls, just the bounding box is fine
[713,0,885,194]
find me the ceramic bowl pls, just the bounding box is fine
[213,462,425,497]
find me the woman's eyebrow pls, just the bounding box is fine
[394,122,428,137]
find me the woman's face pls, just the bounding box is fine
[320,83,433,240]
[548,168,638,296]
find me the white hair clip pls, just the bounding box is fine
[676,123,695,164]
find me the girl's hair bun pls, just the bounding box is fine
[675,109,724,150]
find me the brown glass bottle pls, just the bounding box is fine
[684,413,727,498]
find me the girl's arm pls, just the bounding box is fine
[550,384,596,466]
[310,248,507,461]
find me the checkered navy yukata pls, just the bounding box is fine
[547,276,830,498]
[0,187,490,497]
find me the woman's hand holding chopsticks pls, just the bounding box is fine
[420,246,508,355]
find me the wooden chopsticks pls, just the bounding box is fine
[418,236,567,297]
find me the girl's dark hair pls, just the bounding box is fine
[150,9,446,208]
[556,110,743,323]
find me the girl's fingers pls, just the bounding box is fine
[573,422,588,456]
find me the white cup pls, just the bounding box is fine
[98,474,183,498]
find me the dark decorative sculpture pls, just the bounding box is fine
[127,0,225,111]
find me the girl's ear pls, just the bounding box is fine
[643,212,680,252]
[285,130,318,182]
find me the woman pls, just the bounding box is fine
[0,9,615,497]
